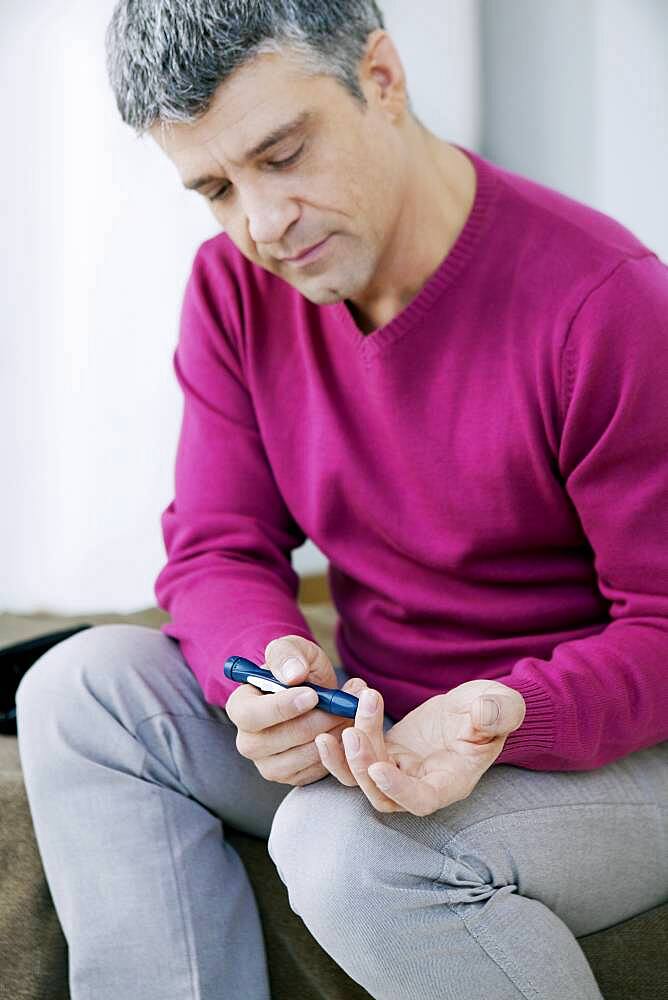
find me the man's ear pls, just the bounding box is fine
[359,29,409,122]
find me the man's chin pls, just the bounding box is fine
[298,284,346,306]
[281,273,347,306]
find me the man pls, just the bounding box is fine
[15,2,668,999]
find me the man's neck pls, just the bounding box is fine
[347,135,477,335]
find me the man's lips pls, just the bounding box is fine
[281,236,331,263]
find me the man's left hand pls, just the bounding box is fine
[315,680,527,815]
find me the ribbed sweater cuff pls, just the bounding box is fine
[492,676,557,766]
[207,620,316,707]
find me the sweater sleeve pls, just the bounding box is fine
[153,245,316,708]
[494,253,668,771]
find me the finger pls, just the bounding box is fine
[446,684,527,743]
[469,693,525,740]
[366,763,443,817]
[229,674,369,749]
[264,636,338,688]
[313,678,372,786]
[226,681,319,734]
[255,738,324,782]
[291,760,330,786]
[237,688,361,758]
[353,687,391,763]
[263,637,310,685]
[314,730,358,786]
[341,728,404,812]
[459,697,521,747]
[338,688,393,812]
[341,676,368,695]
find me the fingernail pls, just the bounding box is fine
[294,689,317,711]
[370,766,391,790]
[480,698,500,726]
[343,729,360,755]
[282,657,303,682]
[358,690,378,716]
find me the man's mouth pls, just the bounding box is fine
[282,236,332,266]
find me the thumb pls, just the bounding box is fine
[264,635,338,688]
[471,692,526,734]
[341,676,367,695]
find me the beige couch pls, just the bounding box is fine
[1,590,667,1000]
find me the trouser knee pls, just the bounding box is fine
[15,624,190,779]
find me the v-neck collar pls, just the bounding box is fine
[331,143,499,361]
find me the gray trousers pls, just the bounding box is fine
[15,623,668,1000]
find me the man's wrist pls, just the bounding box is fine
[491,675,557,765]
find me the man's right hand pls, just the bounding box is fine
[224,635,367,786]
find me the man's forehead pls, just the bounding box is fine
[154,102,312,162]
[151,51,319,156]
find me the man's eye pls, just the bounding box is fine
[267,142,305,169]
[209,184,231,203]
[208,143,304,203]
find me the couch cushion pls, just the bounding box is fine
[0,735,70,1000]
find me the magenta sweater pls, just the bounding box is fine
[154,144,668,771]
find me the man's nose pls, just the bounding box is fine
[242,184,300,248]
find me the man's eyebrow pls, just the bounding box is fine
[182,110,313,192]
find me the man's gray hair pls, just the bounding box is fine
[106,0,396,136]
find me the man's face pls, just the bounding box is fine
[150,42,406,307]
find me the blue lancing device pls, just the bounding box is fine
[224,655,359,719]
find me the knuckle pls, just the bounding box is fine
[255,759,274,781]
[279,717,306,747]
[294,765,324,787]
[289,739,314,772]
[226,687,255,730]
[276,694,299,724]
[223,695,239,725]
[301,742,322,769]
[235,731,260,760]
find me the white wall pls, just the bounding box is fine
[1,0,481,614]
[2,1,219,616]
[480,0,668,261]
[593,0,668,260]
